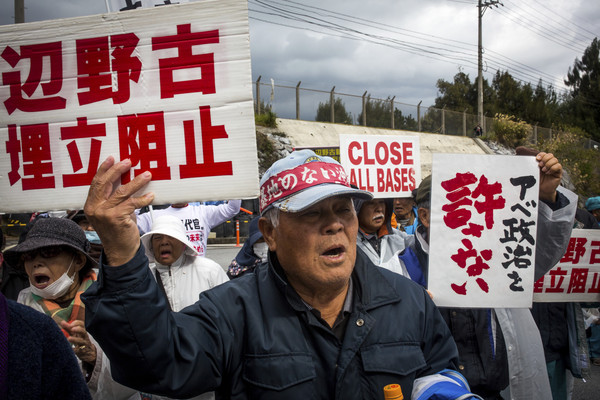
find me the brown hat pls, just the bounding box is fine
[415,175,432,205]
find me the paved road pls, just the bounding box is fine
[205,243,241,272]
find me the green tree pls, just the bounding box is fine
[538,127,600,197]
[434,71,477,113]
[315,97,353,124]
[357,96,392,128]
[394,108,418,130]
[564,38,600,141]
[491,113,531,147]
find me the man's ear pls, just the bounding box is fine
[417,207,430,230]
[258,217,277,252]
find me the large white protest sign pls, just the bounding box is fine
[107,0,189,13]
[533,229,600,302]
[339,134,420,198]
[0,0,258,212]
[428,153,539,308]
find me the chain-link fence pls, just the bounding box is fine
[254,78,600,150]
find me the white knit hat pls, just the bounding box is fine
[140,215,198,262]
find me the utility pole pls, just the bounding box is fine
[477,0,502,129]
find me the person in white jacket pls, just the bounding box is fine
[137,200,242,257]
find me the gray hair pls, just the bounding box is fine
[263,207,280,228]
[417,199,430,211]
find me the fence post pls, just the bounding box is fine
[442,106,446,134]
[296,81,301,120]
[330,86,335,123]
[417,101,422,132]
[390,96,395,129]
[362,91,368,126]
[256,75,261,114]
[463,108,467,136]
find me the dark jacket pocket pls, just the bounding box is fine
[361,343,426,376]
[243,353,316,391]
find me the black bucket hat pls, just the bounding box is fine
[4,217,97,270]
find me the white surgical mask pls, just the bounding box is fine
[252,242,269,262]
[30,257,76,300]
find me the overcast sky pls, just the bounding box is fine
[1,0,598,121]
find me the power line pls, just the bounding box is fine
[249,0,592,102]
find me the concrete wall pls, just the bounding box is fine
[275,118,493,177]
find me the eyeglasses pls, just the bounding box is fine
[20,246,68,262]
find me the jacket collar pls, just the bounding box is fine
[266,248,402,313]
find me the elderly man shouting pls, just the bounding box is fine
[82,150,459,399]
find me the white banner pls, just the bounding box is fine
[107,0,189,13]
[339,134,420,198]
[428,154,539,308]
[0,1,258,212]
[534,229,600,302]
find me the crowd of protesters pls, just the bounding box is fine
[0,148,598,400]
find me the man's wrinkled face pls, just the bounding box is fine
[151,234,186,266]
[358,199,386,235]
[393,197,415,219]
[260,196,358,295]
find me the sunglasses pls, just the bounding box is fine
[20,246,70,262]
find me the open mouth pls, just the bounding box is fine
[33,274,51,288]
[373,213,384,222]
[322,245,345,257]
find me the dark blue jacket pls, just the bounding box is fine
[4,297,91,399]
[83,245,458,399]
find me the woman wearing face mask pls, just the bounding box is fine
[5,217,139,400]
[227,217,268,279]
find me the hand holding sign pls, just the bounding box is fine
[536,152,562,203]
[84,157,154,266]
[516,147,562,203]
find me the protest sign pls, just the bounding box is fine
[428,153,539,308]
[533,229,600,302]
[295,146,340,162]
[339,134,420,198]
[107,0,189,13]
[0,0,258,212]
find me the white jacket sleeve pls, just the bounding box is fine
[203,200,242,230]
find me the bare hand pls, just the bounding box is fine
[84,157,154,266]
[61,320,97,364]
[536,152,562,203]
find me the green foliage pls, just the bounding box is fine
[255,110,277,128]
[563,38,600,141]
[255,130,280,173]
[357,96,387,127]
[434,71,478,113]
[355,96,416,130]
[315,97,353,124]
[394,108,418,130]
[538,127,600,198]
[491,114,531,147]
